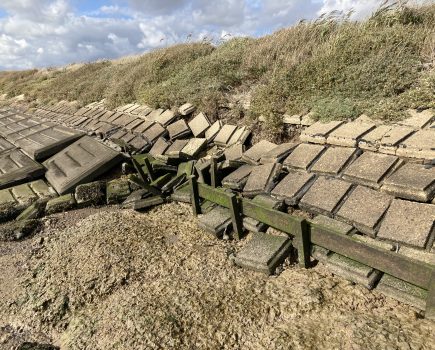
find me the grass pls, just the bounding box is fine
[0,2,434,133]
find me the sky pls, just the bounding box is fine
[0,0,428,70]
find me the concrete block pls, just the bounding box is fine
[227,126,251,146]
[46,193,76,215]
[143,123,167,143]
[243,163,282,198]
[222,164,254,190]
[188,112,211,137]
[167,119,191,140]
[181,138,207,159]
[165,139,189,159]
[75,181,106,207]
[271,170,316,205]
[149,137,171,158]
[300,121,344,144]
[179,103,196,116]
[260,142,298,164]
[198,206,232,238]
[283,143,326,171]
[205,120,223,142]
[155,110,177,127]
[310,146,360,176]
[106,179,131,204]
[242,140,278,165]
[327,122,376,147]
[396,129,435,160]
[213,124,237,146]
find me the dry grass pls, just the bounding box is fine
[0,2,434,128]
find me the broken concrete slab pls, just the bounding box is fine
[310,146,360,176]
[234,233,291,275]
[299,177,353,216]
[106,178,131,204]
[342,152,400,189]
[243,163,282,198]
[381,162,435,202]
[300,121,344,144]
[44,136,122,195]
[327,122,376,147]
[149,137,171,158]
[377,199,435,249]
[45,193,76,215]
[282,143,326,171]
[376,274,427,310]
[75,181,106,207]
[0,149,45,189]
[396,129,435,160]
[271,170,316,205]
[14,125,84,160]
[224,143,244,163]
[198,205,232,238]
[205,120,223,142]
[242,140,277,165]
[155,110,177,127]
[260,143,298,164]
[142,123,167,144]
[181,138,207,159]
[165,139,189,159]
[179,103,196,116]
[377,126,415,155]
[243,195,285,233]
[188,112,211,137]
[400,109,434,129]
[167,119,191,140]
[213,124,237,147]
[336,186,393,237]
[222,164,253,190]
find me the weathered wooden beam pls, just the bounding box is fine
[296,220,311,268]
[310,225,433,289]
[425,270,435,320]
[229,194,244,240]
[197,183,233,208]
[210,157,219,188]
[143,157,155,182]
[189,176,201,216]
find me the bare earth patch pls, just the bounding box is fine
[0,203,434,349]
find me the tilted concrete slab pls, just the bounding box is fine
[227,126,251,146]
[260,142,298,164]
[299,176,353,216]
[358,125,414,153]
[381,162,435,202]
[142,123,167,143]
[234,233,291,275]
[0,137,16,155]
[165,139,189,159]
[0,149,45,189]
[188,112,211,137]
[179,103,196,116]
[377,199,435,249]
[124,118,144,131]
[181,138,207,159]
[243,163,282,197]
[112,113,137,127]
[133,120,155,134]
[242,140,277,165]
[44,136,123,195]
[213,124,237,146]
[400,109,434,129]
[342,152,400,189]
[396,129,435,160]
[222,164,253,190]
[205,120,223,142]
[327,122,376,147]
[243,195,285,233]
[149,137,171,158]
[198,205,232,238]
[14,125,84,160]
[224,143,244,163]
[310,146,360,176]
[336,186,393,237]
[155,110,177,127]
[167,119,191,140]
[282,143,325,171]
[300,121,344,144]
[271,170,315,205]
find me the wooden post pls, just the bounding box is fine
[297,220,311,268]
[425,269,435,320]
[189,175,201,216]
[210,157,219,188]
[229,194,244,240]
[143,157,155,182]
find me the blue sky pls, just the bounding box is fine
[0,0,428,70]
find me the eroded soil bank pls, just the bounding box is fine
[0,203,434,349]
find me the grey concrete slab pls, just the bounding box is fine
[300,121,344,144]
[243,163,282,197]
[310,146,360,176]
[98,111,116,122]
[213,124,237,146]
[222,164,253,190]
[181,138,207,159]
[188,112,211,137]
[260,142,298,164]
[165,139,189,159]
[0,118,43,137]
[271,170,315,205]
[282,143,325,171]
[311,215,354,235]
[143,123,167,143]
[167,119,191,140]
[336,186,393,237]
[396,129,435,160]
[198,205,232,237]
[147,109,165,121]
[378,126,415,155]
[112,113,137,127]
[0,149,45,189]
[155,110,177,127]
[14,125,84,160]
[400,109,434,129]
[179,103,196,116]
[149,137,171,157]
[228,126,251,146]
[224,143,244,163]
[381,162,435,202]
[124,118,144,131]
[377,199,435,249]
[243,195,285,233]
[242,140,277,165]
[327,122,376,147]
[128,135,150,151]
[133,120,155,134]
[342,152,400,189]
[299,177,353,216]
[44,136,122,195]
[234,233,291,275]
[205,120,223,142]
[107,112,124,124]
[0,137,16,155]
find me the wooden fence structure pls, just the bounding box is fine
[188,175,435,320]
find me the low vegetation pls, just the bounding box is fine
[0,2,434,132]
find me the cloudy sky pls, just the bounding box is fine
[0,0,425,70]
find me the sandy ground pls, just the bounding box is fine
[0,203,434,350]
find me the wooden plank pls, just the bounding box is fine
[143,157,155,182]
[425,270,435,320]
[197,183,233,208]
[210,157,219,188]
[229,194,244,240]
[310,225,433,289]
[296,220,311,268]
[241,198,304,237]
[189,176,201,216]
